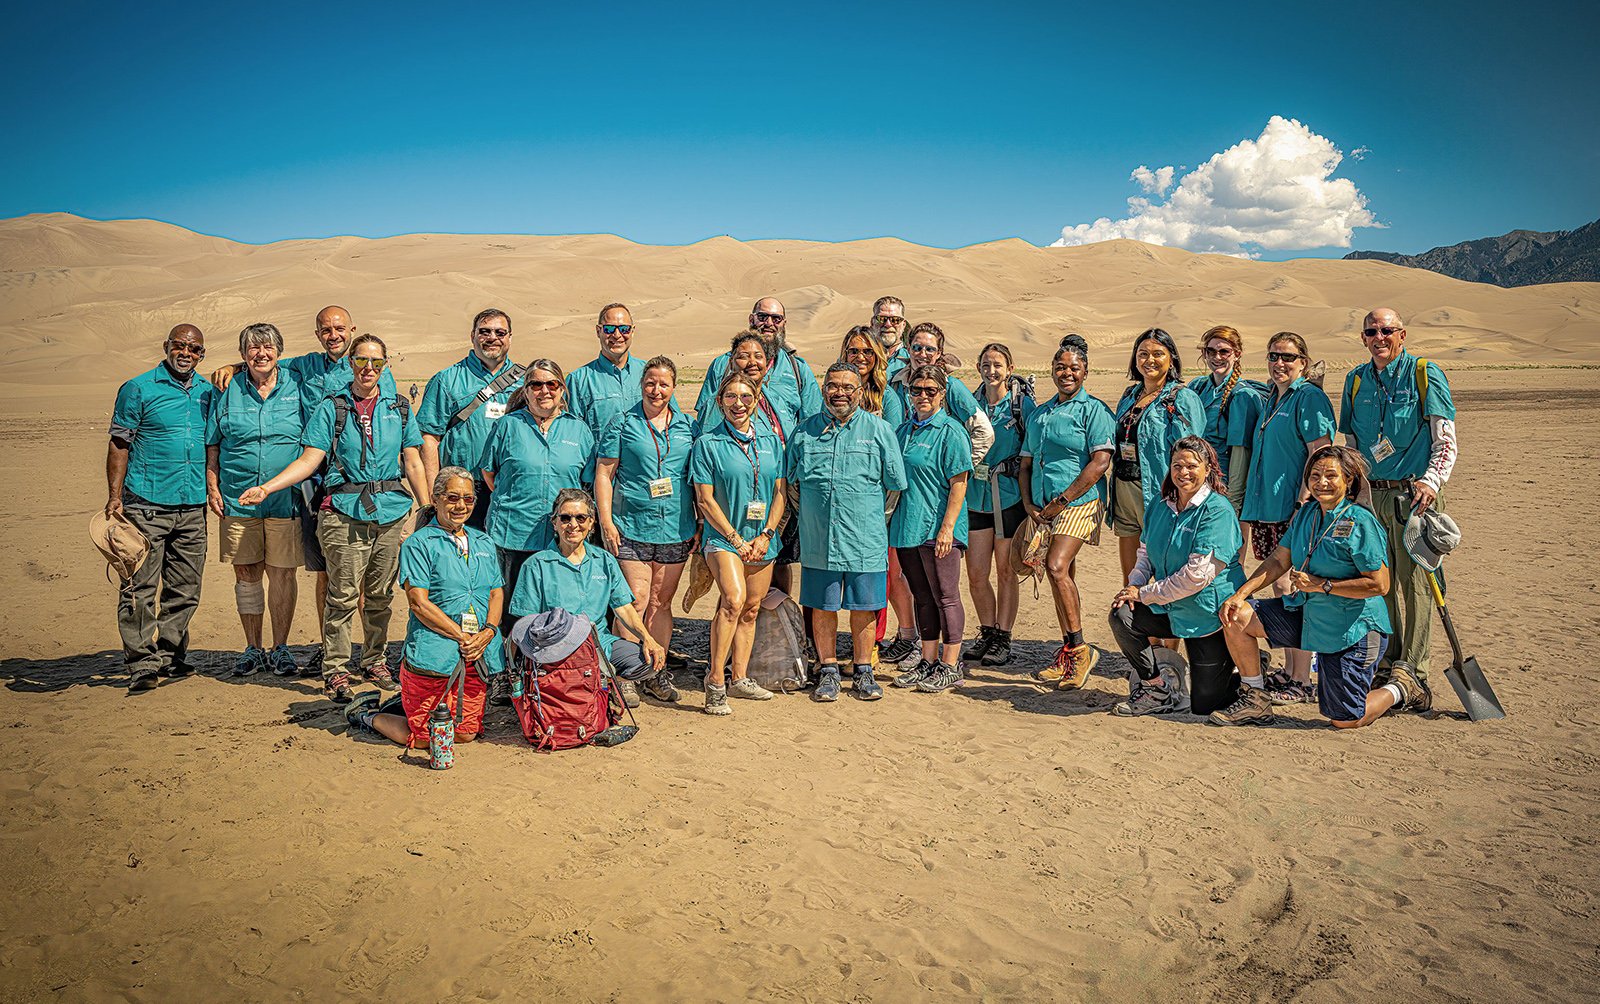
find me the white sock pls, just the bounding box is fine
[1383,683,1405,705]
[1242,674,1264,689]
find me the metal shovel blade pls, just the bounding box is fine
[1444,654,1505,722]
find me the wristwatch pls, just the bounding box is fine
[1320,578,1333,594]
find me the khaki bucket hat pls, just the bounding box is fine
[88,509,150,582]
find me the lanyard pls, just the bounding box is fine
[758,394,786,443]
[1300,500,1353,571]
[730,429,761,494]
[644,411,672,476]
[1367,358,1400,429]
[1259,383,1297,434]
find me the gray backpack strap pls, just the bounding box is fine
[446,363,525,433]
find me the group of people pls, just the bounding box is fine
[107,294,1457,746]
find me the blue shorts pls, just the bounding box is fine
[799,567,887,611]
[1249,598,1389,722]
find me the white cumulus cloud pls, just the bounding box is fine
[1051,116,1379,257]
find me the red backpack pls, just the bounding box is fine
[511,632,615,751]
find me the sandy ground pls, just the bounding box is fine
[2,362,1599,1003]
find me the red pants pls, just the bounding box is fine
[400,662,487,746]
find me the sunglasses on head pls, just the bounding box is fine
[525,379,561,391]
[555,512,593,525]
[601,324,633,336]
[351,356,387,370]
[909,385,941,397]
[873,315,905,326]
[754,311,785,322]
[1362,326,1401,338]
[166,341,205,357]
[476,326,509,337]
[438,492,476,505]
[1266,351,1303,363]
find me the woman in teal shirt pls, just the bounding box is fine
[595,355,695,705]
[1187,325,1262,516]
[1111,328,1206,582]
[1239,332,1337,702]
[1218,445,1423,728]
[1018,336,1116,690]
[689,371,788,715]
[883,323,993,463]
[961,342,1036,668]
[241,333,430,704]
[1107,437,1245,717]
[887,366,972,694]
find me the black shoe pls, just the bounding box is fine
[665,650,689,671]
[852,664,884,701]
[161,662,195,680]
[487,671,513,706]
[813,667,841,702]
[878,636,917,665]
[893,659,934,689]
[915,661,962,693]
[128,673,159,693]
[960,626,995,663]
[300,646,325,678]
[981,629,1014,666]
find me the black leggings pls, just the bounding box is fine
[896,543,965,644]
[1107,602,1237,715]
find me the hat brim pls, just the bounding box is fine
[509,613,590,665]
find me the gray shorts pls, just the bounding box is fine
[615,536,693,564]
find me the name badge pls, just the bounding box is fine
[745,500,767,523]
[648,477,674,499]
[1119,443,1136,461]
[483,401,507,421]
[1371,436,1395,462]
[973,462,991,481]
[1330,520,1354,539]
[461,607,481,634]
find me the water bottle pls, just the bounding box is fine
[428,703,454,770]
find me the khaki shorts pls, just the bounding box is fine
[220,515,305,567]
[1050,499,1103,545]
[1111,477,1144,538]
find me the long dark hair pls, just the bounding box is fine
[1125,327,1183,385]
[1160,435,1226,500]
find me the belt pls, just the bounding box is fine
[330,479,407,516]
[1370,478,1412,490]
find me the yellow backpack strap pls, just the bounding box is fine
[1415,357,1428,403]
[1347,370,1362,416]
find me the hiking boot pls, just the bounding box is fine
[878,636,917,665]
[1112,679,1182,717]
[1033,644,1099,684]
[128,672,158,693]
[1055,644,1095,690]
[487,670,512,706]
[915,661,962,693]
[1209,686,1275,726]
[267,645,299,677]
[159,661,194,679]
[813,667,841,702]
[981,629,1014,666]
[642,670,680,703]
[728,677,774,700]
[344,691,382,731]
[852,664,884,700]
[961,626,995,663]
[1267,679,1314,705]
[233,646,266,677]
[361,663,398,691]
[616,678,641,709]
[893,659,934,689]
[703,683,731,716]
[324,671,356,705]
[1391,661,1430,712]
[301,646,325,678]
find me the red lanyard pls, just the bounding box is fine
[758,394,786,443]
[732,429,761,493]
[644,412,671,476]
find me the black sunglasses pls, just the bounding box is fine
[476,327,510,337]
[166,341,206,357]
[754,311,785,322]
[909,385,941,397]
[1362,326,1401,338]
[555,512,593,524]
[1266,351,1303,363]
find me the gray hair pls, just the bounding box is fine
[239,323,284,356]
[432,465,474,499]
[550,487,596,521]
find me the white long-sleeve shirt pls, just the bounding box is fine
[1127,486,1228,605]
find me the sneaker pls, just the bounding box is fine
[1267,680,1314,705]
[1390,661,1430,712]
[324,671,356,705]
[981,629,1014,667]
[159,662,195,680]
[960,626,995,663]
[703,682,731,716]
[128,672,158,693]
[727,677,774,701]
[1055,644,1095,691]
[813,667,841,702]
[487,670,512,706]
[1112,679,1182,717]
[616,678,641,709]
[233,646,266,677]
[267,645,299,677]
[1208,686,1275,726]
[361,663,398,691]
[878,636,918,665]
[893,659,934,689]
[1033,643,1099,684]
[301,646,325,678]
[915,661,962,693]
[852,664,883,700]
[344,691,382,731]
[642,670,681,703]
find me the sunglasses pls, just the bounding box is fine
[601,324,633,336]
[555,513,593,525]
[166,341,205,357]
[823,383,858,394]
[351,357,387,370]
[1266,351,1303,363]
[525,379,561,391]
[844,347,874,357]
[1362,326,1401,338]
[754,311,785,322]
[476,327,509,338]
[1203,346,1236,357]
[438,493,476,505]
[873,315,906,326]
[909,344,939,354]
[909,385,941,397]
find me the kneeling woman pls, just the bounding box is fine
[1215,445,1424,727]
[1107,438,1244,716]
[345,467,503,747]
[510,489,669,693]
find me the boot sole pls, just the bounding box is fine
[1207,713,1275,726]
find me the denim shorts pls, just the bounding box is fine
[799,567,888,611]
[1249,597,1388,722]
[615,536,693,564]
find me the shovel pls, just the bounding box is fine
[1424,569,1505,721]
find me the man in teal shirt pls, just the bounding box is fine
[786,363,908,702]
[108,325,214,691]
[693,297,824,440]
[872,295,911,379]
[1340,307,1458,698]
[417,307,522,529]
[567,303,648,436]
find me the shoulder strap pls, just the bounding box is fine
[394,393,411,432]
[446,362,526,433]
[1415,357,1429,402]
[1345,368,1363,419]
[333,394,349,441]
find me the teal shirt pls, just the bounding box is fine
[1338,351,1455,482]
[969,386,1036,513]
[477,411,596,551]
[1140,488,1245,638]
[688,424,784,561]
[397,521,505,677]
[302,387,423,524]
[416,352,521,472]
[1280,500,1392,652]
[599,403,698,545]
[205,369,304,518]
[567,354,648,436]
[111,363,214,507]
[891,411,973,549]
[1021,388,1116,509]
[692,347,822,440]
[1187,373,1263,482]
[1114,382,1208,517]
[510,546,635,660]
[884,369,981,432]
[281,350,396,426]
[886,345,910,379]
[1241,379,1337,523]
[785,409,908,572]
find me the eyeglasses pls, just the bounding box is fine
[601,324,633,336]
[166,341,205,357]
[1266,351,1303,363]
[909,385,941,397]
[1362,326,1401,338]
[525,379,561,391]
[1202,346,1236,357]
[823,383,858,394]
[555,513,593,525]
[351,357,387,370]
[438,493,476,505]
[873,315,906,326]
[844,347,874,358]
[475,327,509,338]
[754,311,785,323]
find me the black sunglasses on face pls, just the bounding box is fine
[909,385,941,397]
[1266,351,1303,363]
[1362,326,1401,338]
[754,312,784,322]
[873,315,905,326]
[525,379,561,391]
[555,513,593,525]
[438,493,476,505]
[167,341,205,357]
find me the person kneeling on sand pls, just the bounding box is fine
[1215,446,1426,728]
[345,467,503,746]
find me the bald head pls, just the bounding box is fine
[163,324,205,375]
[1361,307,1407,365]
[749,297,787,343]
[314,305,355,359]
[169,323,202,341]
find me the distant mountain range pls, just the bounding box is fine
[1344,220,1600,286]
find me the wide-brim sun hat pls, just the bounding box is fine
[1402,508,1462,572]
[510,608,591,665]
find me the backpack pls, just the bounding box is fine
[510,630,615,751]
[970,374,1036,478]
[745,591,810,693]
[327,393,413,516]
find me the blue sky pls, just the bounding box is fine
[3,0,1595,258]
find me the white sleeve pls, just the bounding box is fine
[965,408,995,468]
[1128,543,1153,588]
[1137,553,1224,605]
[1417,417,1457,491]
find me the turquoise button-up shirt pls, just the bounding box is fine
[302,387,422,524]
[416,352,521,473]
[397,521,505,677]
[111,363,214,506]
[689,424,785,561]
[1187,373,1263,482]
[205,369,304,518]
[1021,387,1116,509]
[970,386,1036,514]
[1280,500,1393,652]
[1338,351,1455,482]
[567,353,648,437]
[785,408,907,572]
[1141,487,1245,638]
[599,403,698,545]
[891,410,973,549]
[1114,382,1208,517]
[1241,379,1337,524]
[477,411,596,552]
[510,545,635,659]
